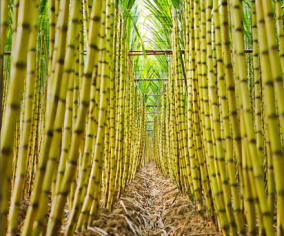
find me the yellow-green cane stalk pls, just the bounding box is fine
[32,2,82,234]
[173,11,192,195]
[255,1,284,233]
[258,0,284,232]
[195,0,215,216]
[74,0,111,230]
[104,3,117,205]
[204,0,230,233]
[213,0,242,234]
[116,46,129,197]
[45,0,104,234]
[22,2,81,235]
[54,21,81,193]
[230,0,274,235]
[54,30,81,194]
[87,105,111,227]
[0,0,35,233]
[64,64,99,236]
[21,0,72,234]
[26,67,41,197]
[110,19,127,208]
[55,74,76,197]
[7,0,40,233]
[168,64,181,190]
[48,0,56,77]
[107,18,123,211]
[250,0,264,166]
[220,0,243,184]
[208,5,236,234]
[114,36,128,197]
[241,114,257,235]
[121,72,132,190]
[187,0,202,207]
[67,2,114,233]
[10,0,19,61]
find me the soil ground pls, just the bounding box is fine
[78,163,220,236]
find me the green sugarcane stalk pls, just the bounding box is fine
[7,0,40,233]
[31,1,82,235]
[21,0,72,233]
[45,0,104,234]
[230,0,274,235]
[0,0,35,233]
[259,0,284,232]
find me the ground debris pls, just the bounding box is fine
[77,163,220,236]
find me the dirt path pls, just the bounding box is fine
[78,163,220,236]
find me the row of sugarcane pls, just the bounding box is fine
[152,0,284,236]
[0,0,146,235]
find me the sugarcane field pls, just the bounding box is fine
[1,0,284,235]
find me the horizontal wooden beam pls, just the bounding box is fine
[134,79,167,82]
[130,50,178,56]
[146,105,157,107]
[4,49,254,57]
[129,49,253,56]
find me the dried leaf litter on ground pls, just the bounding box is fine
[76,163,220,236]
